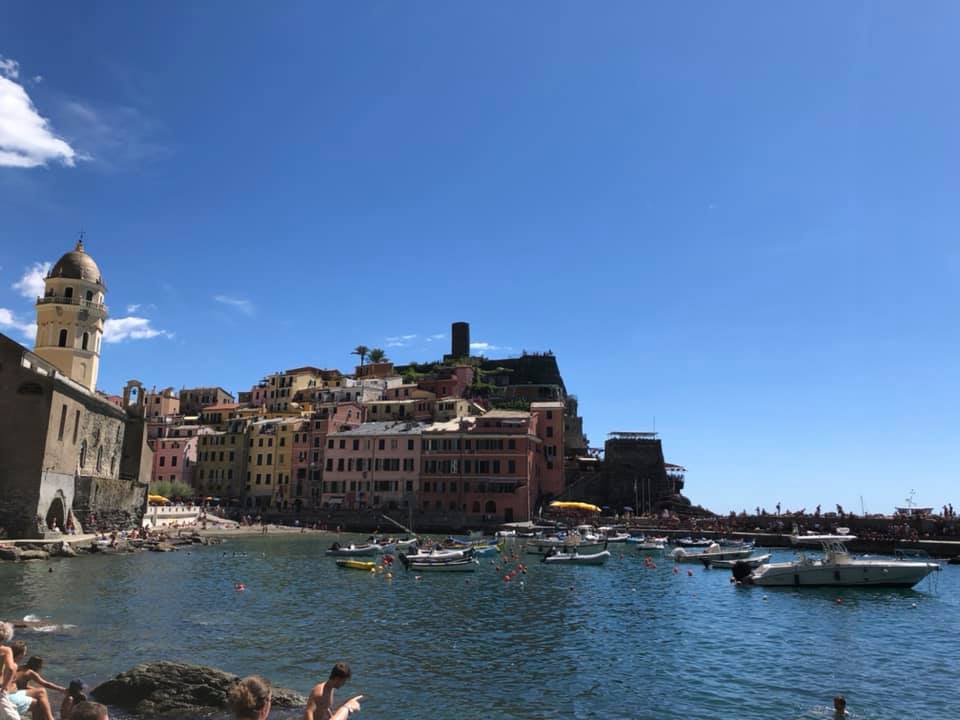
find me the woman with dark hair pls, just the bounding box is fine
[60,681,87,720]
[228,677,360,720]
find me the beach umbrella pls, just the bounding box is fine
[549,501,602,513]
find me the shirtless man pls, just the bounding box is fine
[303,663,361,720]
[4,642,58,720]
[1,623,20,720]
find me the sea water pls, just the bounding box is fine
[1,535,958,719]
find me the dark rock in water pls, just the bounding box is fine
[0,546,21,562]
[92,662,305,715]
[19,549,50,561]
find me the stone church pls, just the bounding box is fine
[0,239,152,539]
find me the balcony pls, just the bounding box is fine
[37,296,108,314]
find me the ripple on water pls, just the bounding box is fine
[1,538,958,720]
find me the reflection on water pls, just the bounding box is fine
[0,536,957,720]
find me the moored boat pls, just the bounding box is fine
[543,549,611,566]
[325,542,381,557]
[733,535,941,588]
[399,553,478,572]
[703,553,770,569]
[672,543,754,563]
[336,559,379,571]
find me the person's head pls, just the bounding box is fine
[70,702,108,720]
[227,676,272,720]
[0,622,13,645]
[328,662,351,688]
[833,696,846,713]
[10,640,26,661]
[26,656,43,672]
[67,681,87,702]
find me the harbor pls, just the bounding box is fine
[2,531,956,720]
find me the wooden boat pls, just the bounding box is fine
[543,549,611,566]
[671,543,754,563]
[400,555,478,572]
[402,547,474,563]
[336,559,378,571]
[325,543,380,557]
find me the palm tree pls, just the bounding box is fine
[368,348,388,363]
[352,345,370,371]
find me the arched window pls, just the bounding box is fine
[85,290,93,301]
[58,329,68,347]
[64,287,73,299]
[82,332,89,350]
[96,447,103,472]
[79,441,87,469]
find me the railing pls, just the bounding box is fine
[36,296,107,313]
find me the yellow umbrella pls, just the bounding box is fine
[148,494,169,504]
[549,500,602,513]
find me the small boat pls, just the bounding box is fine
[394,537,419,551]
[399,554,478,572]
[325,543,381,557]
[675,537,713,547]
[672,543,754,563]
[603,532,631,543]
[703,553,770,569]
[471,544,499,556]
[402,547,474,562]
[543,550,611,566]
[496,529,517,538]
[336,559,378,571]
[734,535,941,588]
[635,539,667,552]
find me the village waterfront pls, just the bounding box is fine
[1,533,958,720]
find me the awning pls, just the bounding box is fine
[549,501,601,513]
[148,494,169,504]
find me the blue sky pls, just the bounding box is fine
[1,3,958,514]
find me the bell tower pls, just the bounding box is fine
[33,236,108,391]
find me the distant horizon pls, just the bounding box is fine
[2,3,957,515]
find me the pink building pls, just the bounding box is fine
[323,421,424,509]
[149,425,210,487]
[290,402,363,510]
[419,410,546,523]
[531,401,565,497]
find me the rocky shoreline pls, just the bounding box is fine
[0,533,220,562]
[92,661,305,716]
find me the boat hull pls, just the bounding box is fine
[673,548,754,563]
[336,560,378,571]
[325,546,380,557]
[745,560,939,587]
[406,560,477,572]
[526,542,605,556]
[543,550,611,566]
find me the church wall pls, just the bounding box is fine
[0,335,53,537]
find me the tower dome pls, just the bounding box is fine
[47,239,105,287]
[33,236,108,392]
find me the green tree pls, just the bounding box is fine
[368,348,388,363]
[352,345,370,371]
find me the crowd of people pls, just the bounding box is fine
[1,622,361,720]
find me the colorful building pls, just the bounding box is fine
[323,421,425,509]
[144,387,180,420]
[179,387,234,416]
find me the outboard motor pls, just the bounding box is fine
[330,542,341,551]
[732,560,753,583]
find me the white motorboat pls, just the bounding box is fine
[704,553,770,569]
[325,543,381,557]
[394,537,419,551]
[400,554,478,572]
[402,547,473,562]
[543,549,611,566]
[733,535,941,588]
[672,542,754,564]
[603,532,631,543]
[496,529,517,538]
[635,539,666,552]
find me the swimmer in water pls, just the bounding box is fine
[833,695,848,717]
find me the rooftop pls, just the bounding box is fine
[330,421,427,436]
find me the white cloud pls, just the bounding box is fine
[0,57,19,80]
[103,316,172,343]
[58,100,164,169]
[470,341,511,353]
[32,75,42,84]
[0,70,76,168]
[12,261,51,299]
[126,303,141,313]
[0,308,36,341]
[385,333,418,348]
[214,295,254,316]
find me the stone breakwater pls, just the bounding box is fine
[92,662,305,716]
[0,533,220,562]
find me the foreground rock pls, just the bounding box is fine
[92,662,305,715]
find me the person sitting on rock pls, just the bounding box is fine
[60,681,86,720]
[4,643,59,720]
[16,656,67,696]
[69,701,108,720]
[1,622,22,720]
